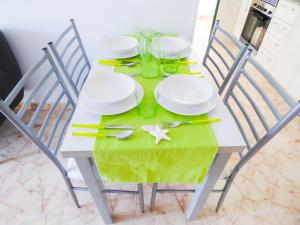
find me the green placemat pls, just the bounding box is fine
[93,58,218,184]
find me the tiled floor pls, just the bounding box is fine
[1,104,299,225]
[1,18,300,225]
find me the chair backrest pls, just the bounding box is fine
[0,48,76,173]
[203,20,248,95]
[223,49,300,170]
[49,19,91,97]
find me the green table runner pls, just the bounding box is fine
[93,58,218,184]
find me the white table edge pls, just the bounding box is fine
[60,145,246,158]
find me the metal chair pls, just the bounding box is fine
[49,19,91,97]
[0,48,144,212]
[150,49,300,212]
[203,20,249,95]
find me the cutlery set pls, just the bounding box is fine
[99,59,198,67]
[71,118,220,139]
[75,35,220,141]
[160,118,221,128]
[98,59,202,78]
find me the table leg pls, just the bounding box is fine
[75,157,113,224]
[186,152,231,220]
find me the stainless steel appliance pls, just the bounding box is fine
[241,0,279,51]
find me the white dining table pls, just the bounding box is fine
[60,50,246,224]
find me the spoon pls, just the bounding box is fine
[121,62,139,67]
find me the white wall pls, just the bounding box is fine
[193,0,217,60]
[0,0,199,76]
[197,0,217,16]
[217,0,244,33]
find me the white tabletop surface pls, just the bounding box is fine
[61,51,246,158]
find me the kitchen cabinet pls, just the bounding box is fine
[266,17,293,41]
[255,0,300,100]
[259,33,282,57]
[269,23,300,100]
[257,0,299,58]
[275,0,300,24]
[233,0,300,100]
[256,47,277,73]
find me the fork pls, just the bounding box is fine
[161,118,221,128]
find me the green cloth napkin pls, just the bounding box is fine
[93,58,218,184]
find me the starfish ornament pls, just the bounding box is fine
[142,125,171,144]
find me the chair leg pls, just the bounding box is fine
[137,183,144,213]
[216,177,234,212]
[150,183,158,211]
[64,176,80,208]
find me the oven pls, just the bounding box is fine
[241,0,279,51]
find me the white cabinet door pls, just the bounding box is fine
[275,0,300,25]
[261,33,282,57]
[271,10,300,101]
[267,17,293,41]
[255,47,278,73]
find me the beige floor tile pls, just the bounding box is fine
[272,215,300,225]
[206,215,277,225]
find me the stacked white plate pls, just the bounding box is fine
[156,36,191,59]
[100,36,139,59]
[155,75,218,116]
[79,73,144,115]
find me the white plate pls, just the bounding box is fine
[177,47,191,59]
[81,73,136,104]
[158,36,189,55]
[100,49,139,59]
[155,83,218,116]
[102,36,138,55]
[79,81,144,116]
[159,75,214,106]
